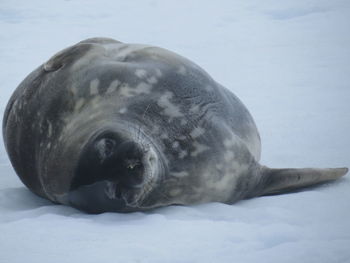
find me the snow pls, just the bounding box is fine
[1,0,350,262]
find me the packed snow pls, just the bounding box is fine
[1,0,350,262]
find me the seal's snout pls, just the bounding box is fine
[105,140,146,188]
[68,129,160,212]
[71,132,151,189]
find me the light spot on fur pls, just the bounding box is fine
[119,107,127,114]
[147,76,158,84]
[180,119,187,125]
[112,44,150,61]
[191,141,210,157]
[91,96,103,109]
[88,114,96,120]
[71,84,78,96]
[47,122,53,138]
[224,151,235,162]
[190,127,205,139]
[71,46,104,71]
[171,171,189,177]
[119,84,133,97]
[74,98,85,111]
[106,79,120,94]
[169,188,182,197]
[177,65,187,75]
[223,136,237,148]
[214,176,235,193]
[155,68,162,77]
[179,150,188,159]
[216,163,224,170]
[157,91,183,120]
[151,125,160,135]
[135,69,147,78]
[135,82,152,94]
[120,82,152,97]
[160,133,168,139]
[172,141,179,149]
[204,85,212,91]
[90,79,99,95]
[190,105,200,113]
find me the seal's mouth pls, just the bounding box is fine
[68,181,127,213]
[68,161,158,213]
[68,163,157,213]
[104,181,150,208]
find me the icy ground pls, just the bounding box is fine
[0,1,350,262]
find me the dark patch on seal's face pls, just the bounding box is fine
[69,132,147,213]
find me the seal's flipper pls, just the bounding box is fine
[260,166,348,195]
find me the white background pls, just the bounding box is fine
[0,1,349,262]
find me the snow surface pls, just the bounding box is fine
[1,0,350,262]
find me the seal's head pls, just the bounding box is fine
[68,128,163,213]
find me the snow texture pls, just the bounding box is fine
[1,0,350,262]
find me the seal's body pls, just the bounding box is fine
[3,38,347,213]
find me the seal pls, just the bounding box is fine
[3,38,348,213]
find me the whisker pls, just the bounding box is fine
[142,101,152,120]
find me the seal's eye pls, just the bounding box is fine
[95,138,116,163]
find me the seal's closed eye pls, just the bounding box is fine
[95,138,116,163]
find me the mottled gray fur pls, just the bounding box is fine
[3,38,347,213]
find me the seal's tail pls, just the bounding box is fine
[260,166,348,195]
